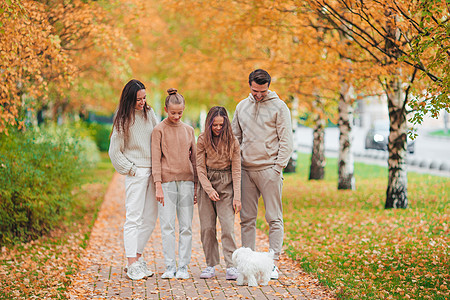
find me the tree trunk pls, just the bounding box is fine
[309,115,326,180]
[383,9,408,209]
[37,109,45,125]
[385,76,408,209]
[337,82,355,190]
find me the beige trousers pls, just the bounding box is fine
[240,168,284,259]
[198,168,237,268]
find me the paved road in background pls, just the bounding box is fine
[294,126,450,176]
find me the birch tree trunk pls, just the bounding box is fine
[384,9,408,209]
[337,82,355,190]
[385,76,408,208]
[309,115,326,180]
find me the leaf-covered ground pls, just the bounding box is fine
[257,153,449,299]
[0,154,114,299]
[1,153,335,299]
[66,172,335,299]
[2,151,448,299]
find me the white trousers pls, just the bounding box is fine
[159,181,194,268]
[124,167,158,257]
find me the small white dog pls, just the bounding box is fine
[232,247,274,287]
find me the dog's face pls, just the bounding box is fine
[232,247,253,267]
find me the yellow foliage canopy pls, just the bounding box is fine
[0,0,134,132]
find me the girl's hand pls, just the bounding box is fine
[194,182,198,205]
[155,182,164,206]
[233,199,241,214]
[208,190,220,202]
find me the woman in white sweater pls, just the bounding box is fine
[109,79,158,280]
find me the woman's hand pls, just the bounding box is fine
[208,190,220,202]
[233,199,241,214]
[155,182,164,206]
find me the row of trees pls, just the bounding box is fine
[153,0,449,208]
[0,0,138,130]
[2,0,449,209]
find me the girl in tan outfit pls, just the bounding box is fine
[196,106,241,280]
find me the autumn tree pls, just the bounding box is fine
[137,0,448,205]
[86,0,448,209]
[158,0,345,182]
[405,0,450,125]
[305,0,449,208]
[37,0,135,119]
[268,2,394,190]
[0,0,135,131]
[0,1,73,132]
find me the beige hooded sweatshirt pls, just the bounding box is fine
[231,90,293,173]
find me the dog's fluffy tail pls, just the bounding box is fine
[268,249,275,259]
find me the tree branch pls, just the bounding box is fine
[403,67,417,109]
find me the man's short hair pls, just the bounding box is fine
[248,69,271,87]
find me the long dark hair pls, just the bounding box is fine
[111,79,148,141]
[204,106,235,159]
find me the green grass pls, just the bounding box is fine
[429,129,450,138]
[0,152,115,300]
[257,153,449,299]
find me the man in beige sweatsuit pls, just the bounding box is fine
[232,69,293,280]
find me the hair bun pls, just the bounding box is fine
[167,88,177,95]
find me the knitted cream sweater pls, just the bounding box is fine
[109,108,157,176]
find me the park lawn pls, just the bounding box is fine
[429,130,450,138]
[0,152,115,300]
[257,153,449,300]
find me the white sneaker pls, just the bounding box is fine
[176,265,190,279]
[161,265,176,279]
[271,265,279,280]
[138,257,154,277]
[226,267,238,280]
[127,261,146,280]
[200,266,215,279]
